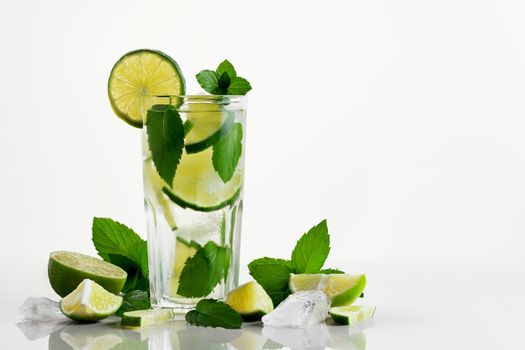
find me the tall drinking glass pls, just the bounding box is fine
[141,95,247,312]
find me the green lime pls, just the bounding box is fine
[59,279,123,322]
[144,159,178,230]
[108,49,185,128]
[289,273,366,307]
[184,103,234,154]
[226,281,273,322]
[48,251,127,297]
[121,309,174,328]
[329,305,376,325]
[162,148,242,212]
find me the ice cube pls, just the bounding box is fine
[17,297,65,322]
[262,290,330,328]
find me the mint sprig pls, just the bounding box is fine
[146,105,184,185]
[91,217,149,292]
[177,241,230,298]
[185,299,242,329]
[196,60,252,95]
[248,219,337,307]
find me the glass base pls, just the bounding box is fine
[152,297,199,315]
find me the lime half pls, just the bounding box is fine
[60,279,123,322]
[184,103,234,153]
[162,148,242,212]
[108,49,185,128]
[121,309,174,328]
[329,305,376,325]
[226,281,274,322]
[289,273,366,307]
[48,251,127,297]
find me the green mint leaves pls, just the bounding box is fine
[248,219,335,307]
[177,241,230,298]
[185,299,242,329]
[291,220,330,273]
[146,105,185,185]
[212,123,243,182]
[91,217,149,292]
[115,290,150,317]
[196,60,252,95]
[247,258,294,306]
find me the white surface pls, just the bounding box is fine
[1,0,525,348]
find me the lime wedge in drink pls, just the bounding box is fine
[289,273,366,307]
[226,281,273,321]
[144,159,178,230]
[48,251,127,297]
[329,305,376,325]
[162,148,242,212]
[121,309,174,328]
[184,103,234,153]
[59,279,123,322]
[169,237,199,297]
[108,49,185,128]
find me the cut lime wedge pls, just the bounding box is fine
[185,103,234,154]
[60,279,123,322]
[121,309,174,328]
[226,281,274,322]
[329,305,376,325]
[162,148,242,212]
[108,49,185,128]
[289,273,366,307]
[48,251,127,297]
[144,159,178,230]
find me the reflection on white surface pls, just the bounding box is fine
[17,317,372,350]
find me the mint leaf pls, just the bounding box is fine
[177,241,229,297]
[92,217,149,292]
[212,123,243,182]
[146,105,184,185]
[216,60,237,78]
[227,77,252,95]
[116,290,150,317]
[248,257,293,306]
[92,218,143,260]
[196,70,221,94]
[185,299,242,329]
[196,60,251,96]
[320,268,345,274]
[291,220,330,273]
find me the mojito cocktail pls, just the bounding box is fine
[142,95,247,311]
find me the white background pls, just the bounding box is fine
[1,0,524,348]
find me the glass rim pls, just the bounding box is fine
[145,94,247,102]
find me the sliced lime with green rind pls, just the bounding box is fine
[184,103,234,154]
[289,273,366,307]
[226,281,273,322]
[329,305,376,325]
[48,251,127,297]
[169,237,200,297]
[108,49,185,128]
[162,148,242,212]
[121,309,174,328]
[59,279,123,322]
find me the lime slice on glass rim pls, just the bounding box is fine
[121,309,174,328]
[329,305,376,325]
[60,279,123,322]
[161,148,242,212]
[289,273,366,307]
[184,103,234,154]
[226,281,274,322]
[108,49,185,128]
[48,251,127,297]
